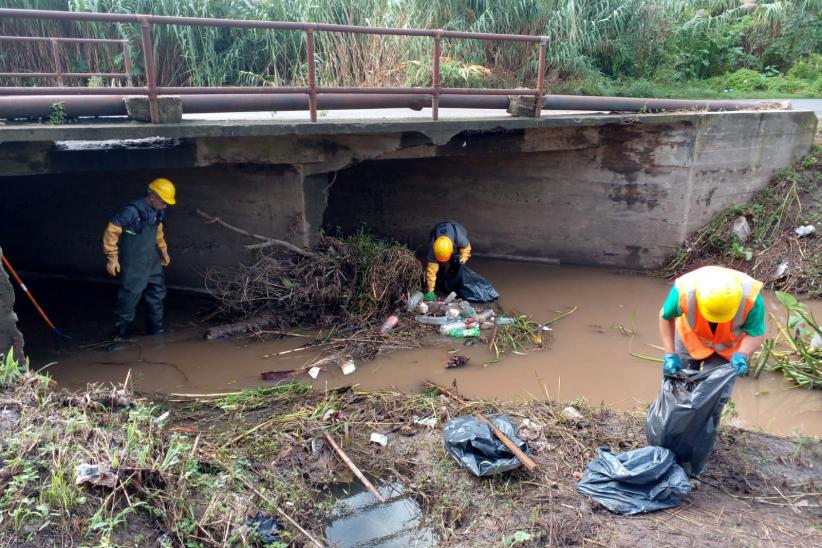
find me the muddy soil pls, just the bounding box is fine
[19,263,822,437]
[7,377,819,547]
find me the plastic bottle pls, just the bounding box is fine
[445,307,461,321]
[458,302,477,319]
[443,292,457,304]
[406,291,424,312]
[439,320,467,334]
[448,326,481,338]
[495,316,515,326]
[476,309,494,321]
[416,315,449,326]
[380,315,399,334]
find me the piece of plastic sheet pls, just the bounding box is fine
[443,415,527,476]
[444,264,499,303]
[576,446,691,515]
[646,364,737,476]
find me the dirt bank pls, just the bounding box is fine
[0,370,819,547]
[661,144,821,297]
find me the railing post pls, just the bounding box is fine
[50,38,63,87]
[122,41,133,87]
[534,36,549,118]
[432,31,442,121]
[139,19,159,124]
[306,25,318,123]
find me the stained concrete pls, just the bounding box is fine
[0,110,816,290]
[323,111,816,268]
[0,246,24,359]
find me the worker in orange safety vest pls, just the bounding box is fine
[658,265,766,400]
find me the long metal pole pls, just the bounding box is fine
[0,9,544,43]
[139,19,159,124]
[432,31,441,121]
[306,27,317,123]
[49,38,63,87]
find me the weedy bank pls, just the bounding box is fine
[1,348,820,547]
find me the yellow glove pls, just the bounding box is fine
[459,243,472,264]
[103,222,122,277]
[425,262,439,293]
[106,256,120,277]
[157,222,170,267]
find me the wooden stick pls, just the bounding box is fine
[476,414,538,471]
[239,477,324,548]
[323,432,387,503]
[195,208,315,258]
[423,380,466,405]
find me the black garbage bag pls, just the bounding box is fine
[443,263,499,303]
[576,446,690,515]
[246,511,283,544]
[646,364,736,476]
[443,415,527,476]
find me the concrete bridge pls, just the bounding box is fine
[0,108,817,354]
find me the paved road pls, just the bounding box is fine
[781,98,822,116]
[183,98,822,122]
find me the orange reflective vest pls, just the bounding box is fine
[675,266,763,361]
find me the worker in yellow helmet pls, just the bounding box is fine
[423,220,473,302]
[102,178,176,341]
[659,265,766,391]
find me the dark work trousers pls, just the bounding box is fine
[114,224,166,336]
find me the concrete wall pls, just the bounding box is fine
[0,164,311,287]
[323,111,816,268]
[0,246,24,359]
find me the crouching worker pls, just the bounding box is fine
[102,178,176,341]
[424,220,498,303]
[659,265,766,406]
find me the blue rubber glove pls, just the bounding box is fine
[731,352,748,377]
[663,353,682,377]
[423,291,436,302]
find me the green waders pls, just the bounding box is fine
[113,224,166,337]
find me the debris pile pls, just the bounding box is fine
[205,232,422,328]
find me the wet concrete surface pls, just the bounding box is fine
[15,261,822,437]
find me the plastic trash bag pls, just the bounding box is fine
[444,264,499,303]
[246,512,283,544]
[576,446,690,515]
[443,415,527,476]
[646,364,736,476]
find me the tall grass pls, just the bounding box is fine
[1,1,820,93]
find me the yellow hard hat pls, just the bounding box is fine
[433,236,454,263]
[695,273,743,323]
[148,178,176,205]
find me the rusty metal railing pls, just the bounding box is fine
[0,35,132,87]
[0,8,549,123]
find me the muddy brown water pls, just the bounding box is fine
[20,261,822,437]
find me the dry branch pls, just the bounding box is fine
[195,208,315,258]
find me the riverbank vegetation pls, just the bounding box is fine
[0,350,819,546]
[2,1,820,98]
